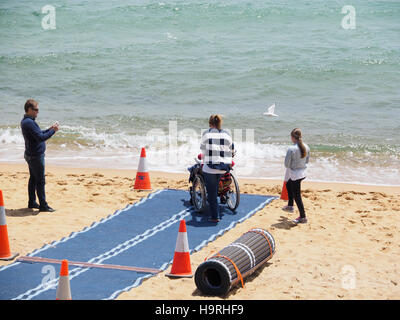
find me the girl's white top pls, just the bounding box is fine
[284,143,310,181]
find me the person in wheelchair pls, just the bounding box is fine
[200,114,235,223]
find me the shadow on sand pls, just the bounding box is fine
[6,208,39,217]
[271,216,297,230]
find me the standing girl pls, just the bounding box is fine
[282,128,310,224]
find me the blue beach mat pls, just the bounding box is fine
[0,189,276,300]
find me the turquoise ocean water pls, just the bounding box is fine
[0,0,399,184]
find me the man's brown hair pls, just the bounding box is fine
[24,99,38,113]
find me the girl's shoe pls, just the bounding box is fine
[282,205,294,213]
[292,216,307,224]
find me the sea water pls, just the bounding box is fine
[0,0,399,185]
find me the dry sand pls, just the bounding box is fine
[0,163,399,299]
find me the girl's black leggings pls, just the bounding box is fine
[286,178,306,218]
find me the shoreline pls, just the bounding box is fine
[1,162,399,191]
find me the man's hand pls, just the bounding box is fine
[51,124,59,132]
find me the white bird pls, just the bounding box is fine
[263,103,279,117]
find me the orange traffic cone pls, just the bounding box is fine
[134,147,152,190]
[56,259,72,300]
[280,181,288,201]
[0,190,19,261]
[166,220,193,278]
[280,169,289,201]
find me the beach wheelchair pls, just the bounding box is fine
[188,154,240,213]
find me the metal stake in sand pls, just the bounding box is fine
[0,190,19,261]
[56,259,72,300]
[17,256,161,274]
[166,220,193,278]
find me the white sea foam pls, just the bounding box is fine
[0,127,24,144]
[1,125,399,185]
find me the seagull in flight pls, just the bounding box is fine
[263,103,279,117]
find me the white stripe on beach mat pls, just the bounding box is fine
[104,261,171,300]
[13,207,191,300]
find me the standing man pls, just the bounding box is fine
[21,99,58,212]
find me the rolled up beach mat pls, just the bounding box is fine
[195,228,275,296]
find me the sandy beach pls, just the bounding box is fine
[0,163,399,300]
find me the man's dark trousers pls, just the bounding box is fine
[24,153,47,208]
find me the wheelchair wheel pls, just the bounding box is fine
[226,173,240,211]
[192,175,207,213]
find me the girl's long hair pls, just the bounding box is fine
[291,128,307,158]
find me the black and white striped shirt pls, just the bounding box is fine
[200,128,235,174]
